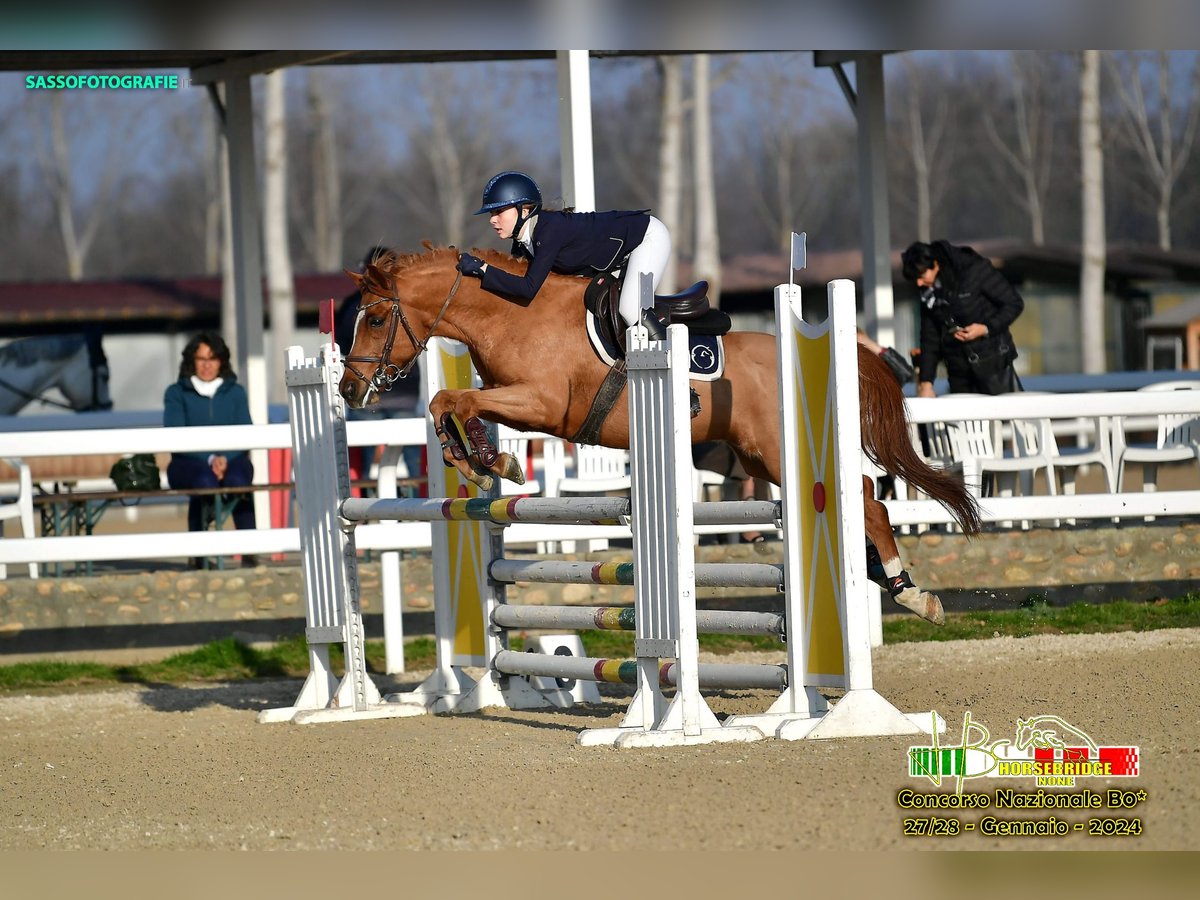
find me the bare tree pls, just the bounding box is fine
[263,70,296,403]
[1080,50,1107,374]
[27,92,128,280]
[898,56,949,243]
[307,70,344,271]
[1105,50,1200,250]
[386,63,549,248]
[692,55,721,305]
[979,52,1059,245]
[656,56,685,293]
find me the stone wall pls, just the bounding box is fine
[1,520,1196,656]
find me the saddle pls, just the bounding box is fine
[584,272,732,357]
[571,271,728,446]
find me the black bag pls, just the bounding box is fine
[964,337,1019,395]
[110,454,161,492]
[878,346,915,385]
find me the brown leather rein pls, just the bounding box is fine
[344,270,462,395]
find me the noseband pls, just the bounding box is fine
[344,270,462,395]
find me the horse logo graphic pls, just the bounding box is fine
[1015,715,1100,754]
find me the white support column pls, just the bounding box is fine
[223,74,271,528]
[556,50,596,212]
[855,55,896,349]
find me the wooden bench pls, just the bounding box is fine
[33,477,428,535]
[30,476,427,573]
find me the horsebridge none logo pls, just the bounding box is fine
[907,712,1139,792]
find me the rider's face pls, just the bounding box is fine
[915,261,940,289]
[490,206,520,241]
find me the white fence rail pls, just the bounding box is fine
[1,388,1199,572]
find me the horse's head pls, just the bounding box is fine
[0,333,112,415]
[338,245,462,408]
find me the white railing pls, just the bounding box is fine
[891,390,1200,526]
[2,388,1199,573]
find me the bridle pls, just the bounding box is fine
[343,269,462,396]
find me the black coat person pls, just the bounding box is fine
[902,240,1025,396]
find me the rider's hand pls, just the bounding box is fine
[917,381,936,399]
[457,253,486,278]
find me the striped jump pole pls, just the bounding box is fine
[342,496,780,528]
[488,559,783,590]
[493,650,787,691]
[490,604,785,637]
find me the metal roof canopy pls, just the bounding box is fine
[6,49,894,417]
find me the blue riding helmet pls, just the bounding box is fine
[475,171,542,216]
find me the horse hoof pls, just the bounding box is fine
[893,587,945,626]
[498,452,526,485]
[463,467,494,492]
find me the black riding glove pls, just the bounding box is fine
[457,253,485,278]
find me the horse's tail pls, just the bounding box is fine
[857,345,982,535]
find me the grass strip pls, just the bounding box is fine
[1,594,1197,692]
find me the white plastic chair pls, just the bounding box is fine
[543,444,630,552]
[0,456,38,579]
[941,408,1056,530]
[551,444,632,496]
[1114,382,1200,513]
[497,435,540,497]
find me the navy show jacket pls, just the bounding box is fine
[480,210,651,300]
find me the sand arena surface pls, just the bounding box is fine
[1,629,1196,850]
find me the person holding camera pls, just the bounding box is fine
[901,240,1025,397]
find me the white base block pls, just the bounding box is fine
[288,702,429,725]
[781,690,942,741]
[578,724,766,748]
[724,691,944,741]
[258,667,406,725]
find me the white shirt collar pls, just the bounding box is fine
[518,214,537,254]
[190,375,223,397]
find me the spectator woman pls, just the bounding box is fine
[163,332,256,563]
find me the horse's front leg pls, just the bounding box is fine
[429,386,550,490]
[862,475,944,626]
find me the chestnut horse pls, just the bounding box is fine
[341,246,980,625]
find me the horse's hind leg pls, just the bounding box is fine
[862,475,945,626]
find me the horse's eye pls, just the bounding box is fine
[368,316,386,328]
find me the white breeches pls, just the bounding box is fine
[617,215,672,326]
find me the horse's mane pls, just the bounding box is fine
[370,243,595,300]
[371,243,530,277]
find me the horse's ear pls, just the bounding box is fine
[345,268,364,287]
[421,239,435,252]
[364,262,396,295]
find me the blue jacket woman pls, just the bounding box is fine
[456,171,672,332]
[163,331,257,541]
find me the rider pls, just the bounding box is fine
[455,171,672,337]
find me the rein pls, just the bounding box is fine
[344,270,463,396]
